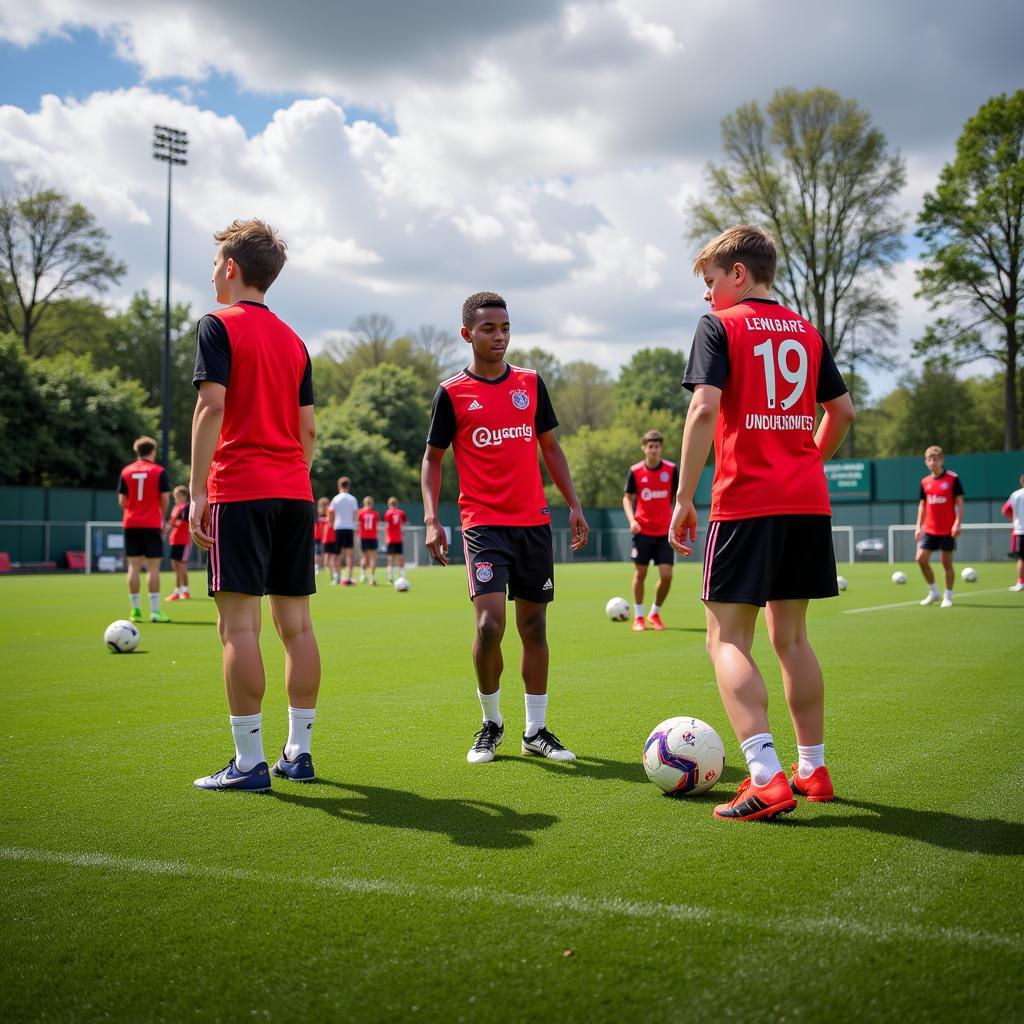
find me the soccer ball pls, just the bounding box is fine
[394,577,411,592]
[642,716,726,796]
[104,619,140,654]
[961,566,978,583]
[605,597,630,621]
[836,576,848,591]
[891,571,907,585]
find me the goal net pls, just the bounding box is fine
[887,522,1014,564]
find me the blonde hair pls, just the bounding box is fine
[213,219,287,291]
[693,224,777,286]
[925,445,943,458]
[133,436,157,457]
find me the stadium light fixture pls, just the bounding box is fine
[152,125,189,472]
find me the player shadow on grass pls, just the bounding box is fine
[792,798,1024,854]
[271,780,558,849]
[517,754,747,789]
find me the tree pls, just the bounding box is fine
[0,335,48,483]
[915,90,1024,449]
[549,424,642,507]
[0,182,126,357]
[410,324,462,380]
[615,347,690,419]
[554,360,614,435]
[689,87,906,365]
[505,346,564,391]
[340,364,430,462]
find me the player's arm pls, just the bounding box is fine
[538,430,588,551]
[915,497,926,541]
[1002,499,1014,521]
[622,470,639,534]
[117,475,127,511]
[813,392,855,462]
[420,444,448,565]
[952,494,964,537]
[299,405,316,469]
[188,382,226,551]
[669,384,720,556]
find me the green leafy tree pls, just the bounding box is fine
[548,424,642,507]
[340,364,430,463]
[689,87,906,364]
[554,360,614,435]
[505,346,564,391]
[0,182,126,357]
[615,347,690,418]
[0,336,48,483]
[887,361,988,456]
[915,90,1024,449]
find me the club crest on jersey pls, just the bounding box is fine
[510,389,530,410]
[660,471,669,482]
[475,562,494,583]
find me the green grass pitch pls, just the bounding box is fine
[1,562,1022,1023]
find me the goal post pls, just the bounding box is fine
[887,522,1013,564]
[831,526,854,565]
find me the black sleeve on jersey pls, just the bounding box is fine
[193,315,231,389]
[624,469,637,495]
[671,463,680,494]
[919,484,926,501]
[535,375,559,434]
[299,349,314,407]
[159,468,171,493]
[426,387,456,449]
[953,475,964,498]
[682,315,729,392]
[117,474,128,495]
[816,342,848,403]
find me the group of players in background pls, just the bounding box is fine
[113,217,1024,820]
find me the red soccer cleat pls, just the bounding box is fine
[647,612,665,631]
[165,592,180,602]
[713,772,797,821]
[789,764,835,802]
[632,616,647,632]
[181,592,191,599]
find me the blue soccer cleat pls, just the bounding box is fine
[271,749,316,782]
[193,759,271,792]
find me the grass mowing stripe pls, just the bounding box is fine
[4,845,1020,953]
[843,587,1008,613]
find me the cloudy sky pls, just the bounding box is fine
[1,1,1021,396]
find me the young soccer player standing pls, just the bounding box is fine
[422,292,589,765]
[623,429,679,631]
[384,496,407,582]
[670,225,855,821]
[357,495,380,585]
[915,446,964,608]
[316,496,335,576]
[164,485,192,601]
[189,219,320,792]
[329,477,358,586]
[1002,474,1024,591]
[117,436,171,623]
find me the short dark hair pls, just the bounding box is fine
[133,436,157,457]
[214,219,287,292]
[462,291,507,328]
[642,430,663,445]
[693,224,777,287]
[337,476,350,490]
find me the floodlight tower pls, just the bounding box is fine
[152,125,189,471]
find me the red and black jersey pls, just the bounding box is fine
[118,460,170,528]
[426,364,557,529]
[683,298,847,520]
[625,460,679,535]
[168,500,191,545]
[193,301,314,503]
[920,471,964,535]
[318,515,335,544]
[358,507,379,540]
[384,507,407,544]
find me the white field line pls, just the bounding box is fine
[843,588,1009,614]
[2,846,1021,953]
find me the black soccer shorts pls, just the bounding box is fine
[124,528,163,559]
[208,499,315,597]
[386,541,404,555]
[631,532,675,566]
[701,515,837,606]
[919,533,956,552]
[360,538,378,551]
[335,528,354,550]
[462,524,554,604]
[169,543,191,562]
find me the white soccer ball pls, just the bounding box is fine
[394,577,411,592]
[961,566,977,583]
[104,619,140,654]
[836,576,848,591]
[605,597,630,621]
[891,571,907,585]
[642,716,726,796]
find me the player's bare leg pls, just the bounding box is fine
[367,549,378,584]
[940,550,955,590]
[517,598,574,760]
[467,592,506,763]
[145,556,167,621]
[215,592,266,715]
[126,555,143,620]
[270,594,320,780]
[916,546,935,584]
[632,563,648,630]
[648,564,672,630]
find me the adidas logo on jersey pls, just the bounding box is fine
[468,400,483,411]
[542,578,553,591]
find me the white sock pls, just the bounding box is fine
[634,603,645,618]
[525,693,548,736]
[182,585,189,595]
[399,567,406,579]
[284,706,316,760]
[130,593,141,609]
[740,732,783,787]
[149,592,160,613]
[929,583,939,596]
[230,713,264,772]
[478,688,502,727]
[944,589,954,599]
[797,743,825,778]
[650,603,661,616]
[387,569,393,581]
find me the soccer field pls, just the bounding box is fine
[1,563,1021,1023]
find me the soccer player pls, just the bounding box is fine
[1001,474,1024,591]
[669,225,855,821]
[623,429,679,632]
[189,218,320,792]
[117,435,171,624]
[384,496,408,582]
[164,485,192,601]
[357,495,380,585]
[422,291,589,765]
[329,476,358,586]
[915,445,964,608]
[316,496,335,576]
